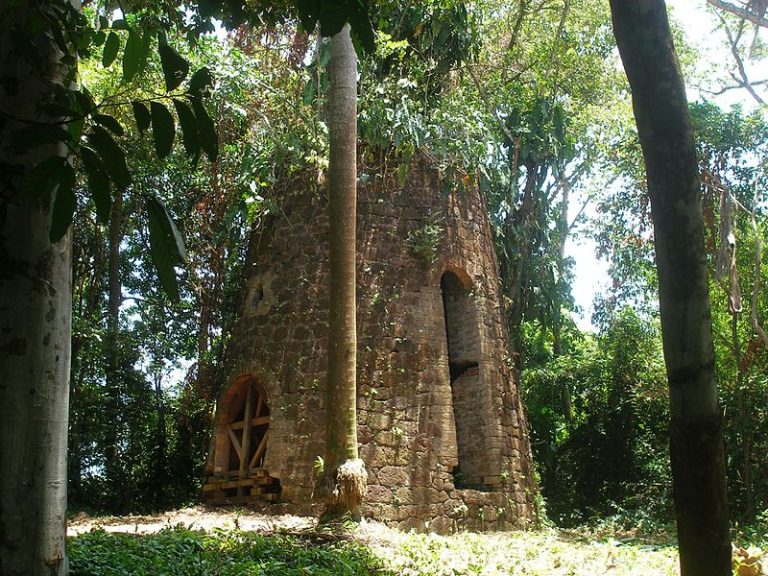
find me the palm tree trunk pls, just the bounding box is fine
[319,23,367,522]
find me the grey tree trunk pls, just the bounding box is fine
[319,24,367,523]
[104,190,126,511]
[609,1,731,574]
[0,4,73,574]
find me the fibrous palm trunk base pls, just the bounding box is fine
[317,458,368,524]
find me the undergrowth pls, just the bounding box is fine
[69,527,391,576]
[66,511,768,576]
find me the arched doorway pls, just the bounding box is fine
[440,270,486,489]
[223,377,270,476]
[202,376,280,503]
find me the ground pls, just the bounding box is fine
[67,507,686,575]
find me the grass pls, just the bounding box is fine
[69,527,390,576]
[68,523,683,576]
[67,506,768,576]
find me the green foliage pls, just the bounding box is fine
[67,29,285,514]
[69,527,390,576]
[407,213,444,265]
[146,195,186,303]
[65,521,693,576]
[591,99,768,521]
[150,101,177,159]
[522,309,671,526]
[4,0,218,300]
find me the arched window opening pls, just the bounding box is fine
[225,378,270,474]
[203,376,280,503]
[441,271,485,490]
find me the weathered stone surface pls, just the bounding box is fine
[206,157,537,532]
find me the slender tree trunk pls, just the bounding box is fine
[553,182,572,420]
[504,163,539,370]
[732,315,755,520]
[0,4,73,574]
[153,369,167,510]
[68,333,83,505]
[104,190,124,511]
[610,2,731,574]
[318,24,367,523]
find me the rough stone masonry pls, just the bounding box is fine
[204,156,537,532]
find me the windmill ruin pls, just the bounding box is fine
[202,157,537,532]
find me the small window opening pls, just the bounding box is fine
[251,284,264,309]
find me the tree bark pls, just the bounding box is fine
[319,24,367,522]
[609,1,731,574]
[104,189,125,511]
[0,3,73,574]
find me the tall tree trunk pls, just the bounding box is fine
[504,162,540,370]
[732,315,754,520]
[104,190,125,512]
[610,2,731,574]
[553,182,572,420]
[0,3,73,574]
[153,369,167,510]
[318,24,367,523]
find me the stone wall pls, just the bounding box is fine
[212,157,537,532]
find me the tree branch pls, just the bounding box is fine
[718,13,766,104]
[707,0,768,27]
[748,184,768,349]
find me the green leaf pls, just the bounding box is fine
[302,81,314,106]
[87,169,111,225]
[132,101,151,133]
[73,88,95,115]
[122,28,144,82]
[158,36,189,92]
[150,101,175,159]
[146,196,186,302]
[93,113,125,136]
[172,99,199,159]
[138,28,153,76]
[68,117,85,143]
[111,19,129,30]
[188,66,213,98]
[49,162,76,243]
[102,31,119,67]
[80,146,111,223]
[87,126,131,188]
[191,98,217,162]
[93,30,106,47]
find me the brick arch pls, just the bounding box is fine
[432,264,474,289]
[442,266,473,289]
[215,375,269,428]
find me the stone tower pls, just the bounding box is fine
[202,157,537,532]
